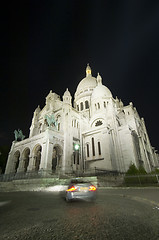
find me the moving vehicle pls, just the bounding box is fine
[65,178,97,202]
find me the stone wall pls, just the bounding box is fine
[0,176,98,192]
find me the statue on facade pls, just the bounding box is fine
[14,129,25,141]
[45,114,57,129]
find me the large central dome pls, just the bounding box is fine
[74,64,97,100]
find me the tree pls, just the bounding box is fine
[125,163,139,175]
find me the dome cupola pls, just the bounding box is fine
[63,88,72,105]
[86,63,92,76]
[74,64,97,102]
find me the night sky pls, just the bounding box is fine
[1,1,159,152]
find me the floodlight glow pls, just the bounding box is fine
[74,144,80,151]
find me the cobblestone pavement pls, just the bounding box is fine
[0,188,159,240]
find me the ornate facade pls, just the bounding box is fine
[5,65,159,176]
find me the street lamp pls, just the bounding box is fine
[74,143,80,151]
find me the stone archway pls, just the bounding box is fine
[52,145,62,173]
[22,148,30,173]
[33,145,42,172]
[13,151,20,173]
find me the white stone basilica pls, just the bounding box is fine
[5,65,159,176]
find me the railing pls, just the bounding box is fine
[0,168,121,182]
[94,168,123,176]
[1,169,159,187]
[124,174,159,186]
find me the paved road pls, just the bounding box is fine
[0,188,159,240]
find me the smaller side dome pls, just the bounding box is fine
[63,88,72,105]
[63,88,71,97]
[91,73,112,99]
[92,84,112,99]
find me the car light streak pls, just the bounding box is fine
[66,186,78,192]
[89,185,96,191]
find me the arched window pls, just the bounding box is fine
[104,101,106,108]
[80,102,83,111]
[56,115,61,131]
[95,104,97,110]
[22,148,30,173]
[86,144,89,157]
[85,100,89,109]
[34,145,42,172]
[97,103,100,109]
[77,105,79,111]
[13,151,20,173]
[95,120,103,126]
[73,152,75,164]
[77,152,79,165]
[98,142,101,155]
[92,137,95,156]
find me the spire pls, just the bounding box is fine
[97,72,102,85]
[86,63,92,77]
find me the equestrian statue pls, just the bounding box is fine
[45,114,57,129]
[14,129,25,141]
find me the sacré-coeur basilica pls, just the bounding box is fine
[5,64,159,175]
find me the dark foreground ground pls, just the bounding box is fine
[0,188,159,240]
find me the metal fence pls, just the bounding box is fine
[1,169,159,187]
[94,168,123,176]
[0,168,122,182]
[124,174,159,186]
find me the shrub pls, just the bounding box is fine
[138,166,147,175]
[125,163,139,176]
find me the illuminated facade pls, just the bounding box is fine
[5,65,159,176]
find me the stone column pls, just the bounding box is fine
[27,155,35,172]
[17,157,24,173]
[39,140,53,174]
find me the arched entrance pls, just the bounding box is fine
[33,145,42,172]
[13,151,20,174]
[22,148,30,173]
[52,145,62,173]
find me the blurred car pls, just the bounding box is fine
[65,178,97,202]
